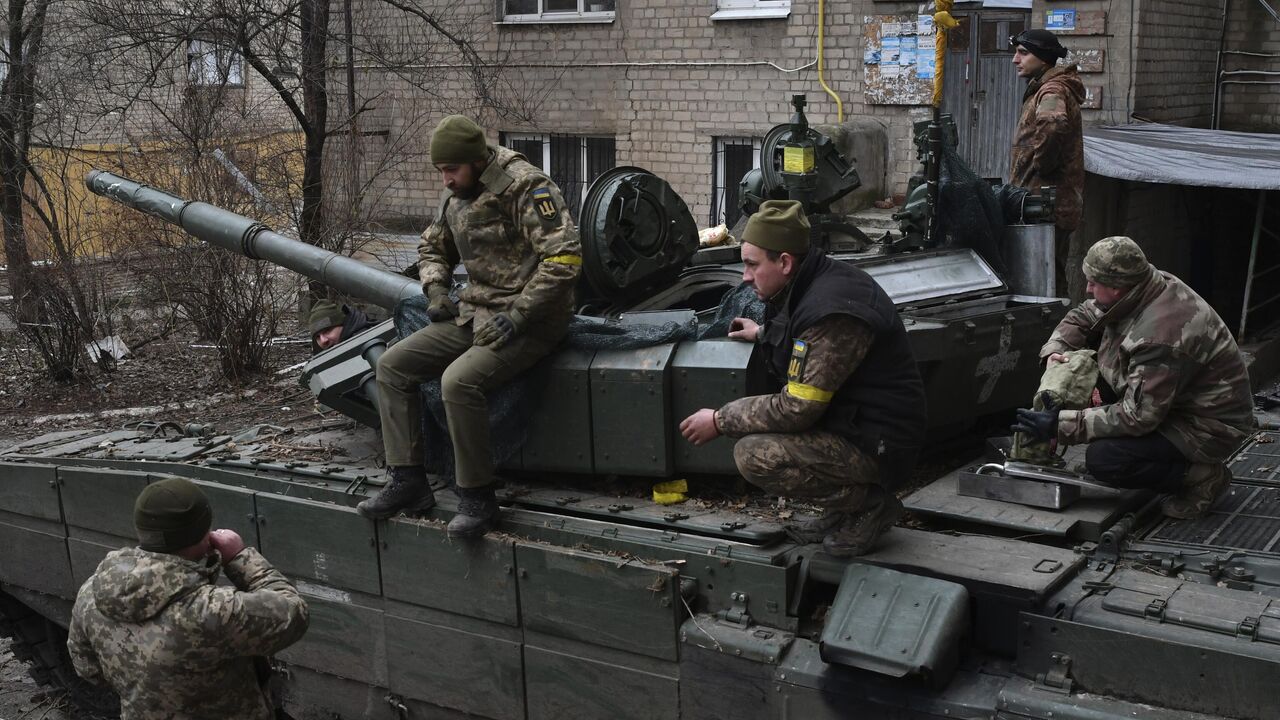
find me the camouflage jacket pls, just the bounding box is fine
[716,315,874,438]
[1010,64,1085,232]
[418,145,581,338]
[1041,269,1256,463]
[68,547,309,720]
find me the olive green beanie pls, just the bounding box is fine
[134,477,213,553]
[308,300,347,337]
[430,115,489,165]
[1082,236,1152,289]
[743,200,811,255]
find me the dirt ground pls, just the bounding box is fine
[0,321,320,450]
[0,636,71,720]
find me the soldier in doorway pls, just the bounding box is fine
[1009,28,1085,295]
[679,200,927,557]
[360,115,581,538]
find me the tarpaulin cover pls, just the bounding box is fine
[1084,124,1280,190]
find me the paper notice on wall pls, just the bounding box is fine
[882,35,901,65]
[918,35,936,52]
[1046,9,1076,31]
[917,52,936,79]
[864,47,881,65]
[917,14,935,35]
[900,36,918,66]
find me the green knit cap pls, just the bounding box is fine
[309,300,347,337]
[1082,236,1152,289]
[134,477,213,553]
[430,115,489,165]
[743,200,810,255]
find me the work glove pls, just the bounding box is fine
[473,310,523,349]
[1011,392,1062,442]
[426,284,458,323]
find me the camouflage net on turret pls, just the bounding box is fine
[393,283,765,485]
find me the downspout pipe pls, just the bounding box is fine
[816,0,844,122]
[1212,0,1231,130]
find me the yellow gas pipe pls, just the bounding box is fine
[816,0,843,122]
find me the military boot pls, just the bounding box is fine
[785,510,847,544]
[357,465,435,520]
[1161,462,1232,520]
[447,486,499,539]
[822,494,904,558]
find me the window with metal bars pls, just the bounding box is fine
[499,132,616,219]
[711,136,762,229]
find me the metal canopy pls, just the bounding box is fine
[1084,123,1280,190]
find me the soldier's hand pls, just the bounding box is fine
[426,285,458,323]
[1046,352,1068,366]
[474,311,522,349]
[680,408,721,446]
[1011,407,1059,442]
[728,317,759,342]
[208,529,246,563]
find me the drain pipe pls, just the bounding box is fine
[1212,0,1231,129]
[816,0,844,122]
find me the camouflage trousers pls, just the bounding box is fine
[376,319,560,487]
[732,431,883,513]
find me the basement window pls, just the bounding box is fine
[711,136,762,228]
[498,0,615,24]
[711,0,790,21]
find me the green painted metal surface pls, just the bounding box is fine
[591,344,675,476]
[522,348,596,474]
[380,518,518,625]
[277,593,388,686]
[58,466,149,538]
[0,462,61,521]
[670,340,753,474]
[255,493,380,595]
[384,613,524,720]
[516,544,681,661]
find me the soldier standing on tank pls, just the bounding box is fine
[1013,237,1257,519]
[1009,29,1085,296]
[67,477,309,719]
[359,115,581,538]
[679,200,927,557]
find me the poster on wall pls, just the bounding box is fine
[863,13,934,105]
[1046,9,1076,31]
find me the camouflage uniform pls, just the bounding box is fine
[67,546,309,720]
[1011,63,1085,293]
[1040,271,1255,465]
[717,315,881,511]
[377,145,580,483]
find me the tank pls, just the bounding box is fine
[1,161,1277,720]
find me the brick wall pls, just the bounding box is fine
[1132,0,1224,126]
[1219,0,1280,131]
[1031,0,1135,127]
[345,0,932,226]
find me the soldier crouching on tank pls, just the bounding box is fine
[1012,236,1257,519]
[309,299,375,351]
[679,200,928,557]
[360,115,581,538]
[67,477,309,719]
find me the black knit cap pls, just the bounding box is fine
[1012,29,1068,65]
[134,477,213,553]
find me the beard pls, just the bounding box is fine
[450,163,485,199]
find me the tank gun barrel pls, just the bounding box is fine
[85,170,422,309]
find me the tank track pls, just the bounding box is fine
[0,590,119,718]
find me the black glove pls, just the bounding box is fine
[1011,393,1063,442]
[425,285,458,323]
[473,311,523,349]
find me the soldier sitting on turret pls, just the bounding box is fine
[679,200,927,557]
[358,115,581,539]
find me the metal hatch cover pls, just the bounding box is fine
[844,249,1006,306]
[579,166,699,303]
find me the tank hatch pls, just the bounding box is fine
[579,166,699,303]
